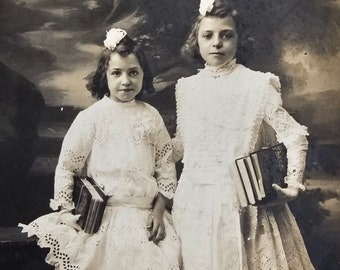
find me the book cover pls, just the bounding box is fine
[73,176,108,234]
[73,177,91,228]
[250,143,288,201]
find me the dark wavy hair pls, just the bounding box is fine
[86,34,155,100]
[181,0,241,63]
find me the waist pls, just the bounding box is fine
[180,169,233,185]
[106,195,155,209]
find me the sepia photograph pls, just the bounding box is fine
[0,0,339,269]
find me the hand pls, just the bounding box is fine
[257,184,300,208]
[146,211,166,245]
[60,211,82,231]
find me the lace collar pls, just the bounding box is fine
[200,58,238,78]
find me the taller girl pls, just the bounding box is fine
[172,0,315,269]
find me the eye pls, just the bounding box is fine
[129,70,139,76]
[111,70,121,76]
[202,32,213,39]
[221,31,236,40]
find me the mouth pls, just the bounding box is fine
[210,52,225,55]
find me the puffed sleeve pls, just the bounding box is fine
[171,79,185,162]
[50,111,95,211]
[154,112,177,199]
[263,74,309,190]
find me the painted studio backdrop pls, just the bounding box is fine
[0,0,339,269]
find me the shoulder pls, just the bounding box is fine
[136,100,163,118]
[75,97,109,122]
[176,72,201,86]
[238,65,281,93]
[137,100,158,113]
[136,101,167,128]
[175,73,201,97]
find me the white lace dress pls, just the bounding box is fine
[19,96,181,270]
[172,63,315,270]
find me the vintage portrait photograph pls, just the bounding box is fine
[0,0,339,269]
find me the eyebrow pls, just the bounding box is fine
[108,66,141,71]
[200,29,235,33]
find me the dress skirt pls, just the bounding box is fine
[172,175,315,270]
[19,196,181,270]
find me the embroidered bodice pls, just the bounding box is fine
[172,64,308,188]
[51,96,177,211]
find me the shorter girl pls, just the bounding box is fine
[19,28,181,270]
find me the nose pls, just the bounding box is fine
[121,73,131,86]
[212,35,222,49]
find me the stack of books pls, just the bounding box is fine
[235,143,288,207]
[73,176,108,234]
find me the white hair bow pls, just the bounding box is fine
[199,0,215,16]
[103,28,127,50]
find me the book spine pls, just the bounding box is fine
[236,158,256,205]
[250,154,265,198]
[244,156,263,201]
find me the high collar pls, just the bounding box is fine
[103,95,137,107]
[200,58,238,78]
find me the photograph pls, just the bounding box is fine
[0,0,339,269]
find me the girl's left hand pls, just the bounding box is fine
[257,184,300,207]
[272,183,300,201]
[146,210,166,245]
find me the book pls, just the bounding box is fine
[244,156,263,200]
[235,158,256,205]
[235,143,288,206]
[73,176,108,234]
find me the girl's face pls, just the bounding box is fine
[197,15,238,67]
[106,52,144,102]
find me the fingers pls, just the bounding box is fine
[147,213,166,244]
[155,226,166,244]
[60,212,82,231]
[146,213,153,231]
[149,223,166,244]
[272,184,299,198]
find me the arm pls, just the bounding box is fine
[50,111,95,227]
[147,193,169,244]
[171,80,185,162]
[148,112,177,243]
[172,130,184,163]
[263,78,308,204]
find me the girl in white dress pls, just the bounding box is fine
[171,0,315,269]
[19,28,181,270]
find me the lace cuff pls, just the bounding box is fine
[154,115,177,199]
[285,139,308,186]
[155,141,177,199]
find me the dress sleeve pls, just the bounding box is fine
[50,111,95,211]
[263,74,309,190]
[154,112,177,199]
[171,79,185,162]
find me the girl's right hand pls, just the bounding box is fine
[60,211,82,231]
